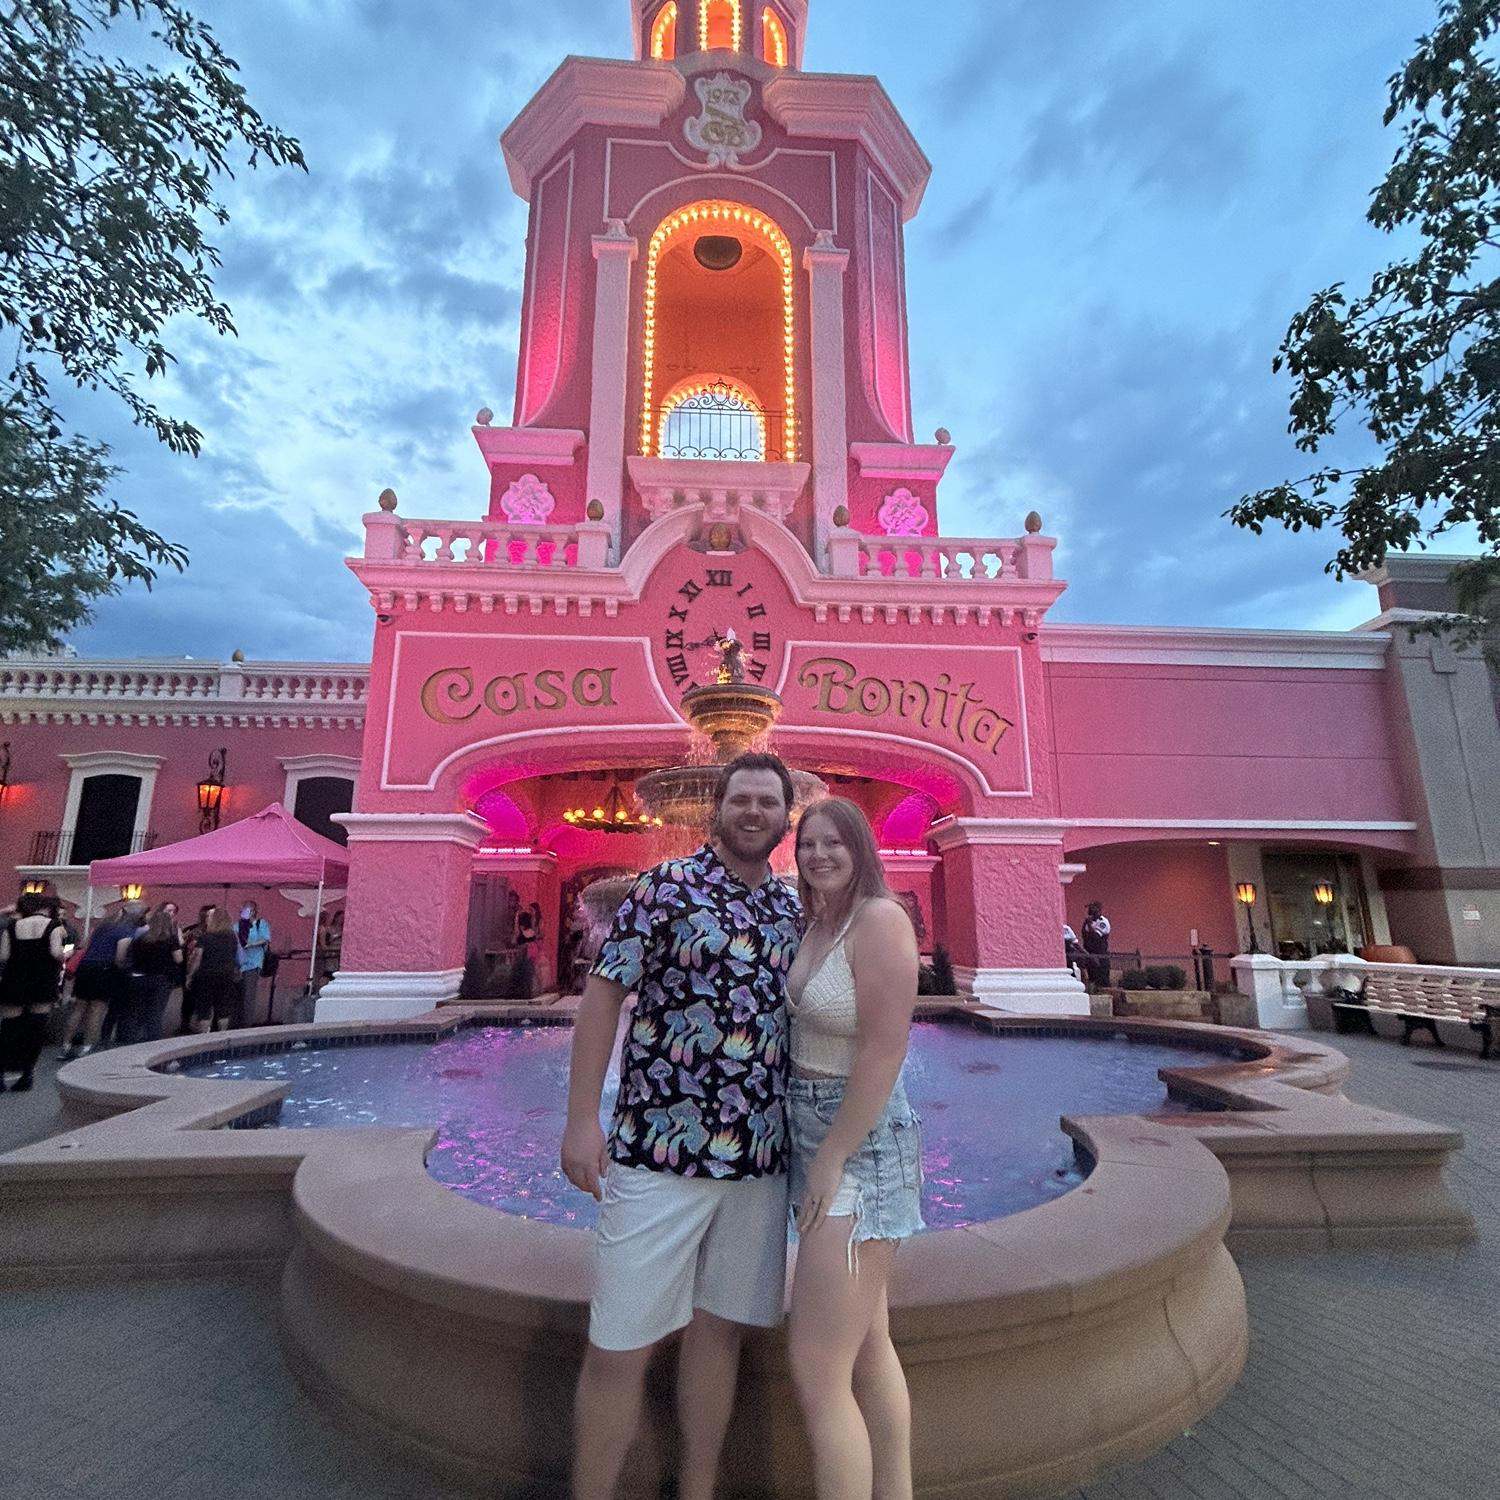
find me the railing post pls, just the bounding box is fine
[828,527,862,578]
[576,522,612,570]
[363,510,405,562]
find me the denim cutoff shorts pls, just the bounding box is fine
[788,1072,925,1264]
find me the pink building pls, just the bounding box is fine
[3,2,1497,1015]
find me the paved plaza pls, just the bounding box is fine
[0,1027,1493,1500]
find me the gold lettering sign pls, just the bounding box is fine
[796,657,1013,755]
[420,666,617,726]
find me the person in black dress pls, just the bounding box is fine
[118,906,183,1046]
[0,892,69,1092]
[187,907,241,1032]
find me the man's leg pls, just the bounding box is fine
[676,1310,744,1500]
[572,1341,654,1500]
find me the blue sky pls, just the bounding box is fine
[65,0,1455,663]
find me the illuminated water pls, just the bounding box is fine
[174,1021,1243,1230]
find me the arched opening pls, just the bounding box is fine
[650,2,677,60]
[640,201,798,461]
[657,377,768,461]
[699,0,741,52]
[761,6,788,67]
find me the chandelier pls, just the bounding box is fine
[562,781,663,833]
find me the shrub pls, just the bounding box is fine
[1120,969,1150,990]
[929,945,958,996]
[1143,965,1169,989]
[459,948,490,1000]
[1164,965,1188,990]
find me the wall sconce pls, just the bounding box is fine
[1312,882,1335,907]
[0,741,11,805]
[21,879,47,897]
[1235,881,1260,954]
[120,883,145,903]
[197,747,228,833]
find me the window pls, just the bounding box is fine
[281,754,360,847]
[650,2,677,59]
[292,777,355,847]
[70,775,142,866]
[762,6,788,67]
[700,0,741,52]
[50,751,161,867]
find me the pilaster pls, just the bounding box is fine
[585,221,640,556]
[804,231,850,566]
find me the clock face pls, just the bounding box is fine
[659,565,775,690]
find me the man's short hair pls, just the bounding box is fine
[711,752,795,816]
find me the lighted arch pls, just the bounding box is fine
[761,6,788,67]
[640,201,798,461]
[650,2,677,60]
[699,0,742,52]
[657,376,768,460]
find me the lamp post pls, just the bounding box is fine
[1235,881,1260,954]
[1312,881,1342,952]
[198,748,228,833]
[120,883,145,903]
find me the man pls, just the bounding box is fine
[1081,900,1112,990]
[562,751,802,1500]
[236,901,272,1028]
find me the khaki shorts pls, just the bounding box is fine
[589,1165,789,1352]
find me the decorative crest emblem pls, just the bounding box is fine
[499,473,556,524]
[877,487,931,537]
[684,73,762,167]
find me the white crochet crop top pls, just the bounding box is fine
[787,909,862,1077]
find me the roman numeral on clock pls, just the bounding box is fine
[746,603,767,620]
[665,630,684,650]
[678,580,702,601]
[667,653,690,686]
[752,632,771,653]
[668,606,690,623]
[749,660,768,683]
[706,569,732,588]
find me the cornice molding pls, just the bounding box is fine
[762,73,931,219]
[502,57,686,200]
[335,812,491,849]
[1041,623,1391,671]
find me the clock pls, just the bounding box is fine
[659,566,775,689]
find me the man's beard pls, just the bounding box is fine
[714,817,787,865]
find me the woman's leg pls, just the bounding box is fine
[0,1005,21,1081]
[851,1283,913,1500]
[15,1008,47,1084]
[80,1000,109,1049]
[788,1221,895,1500]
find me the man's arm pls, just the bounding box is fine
[561,973,630,1201]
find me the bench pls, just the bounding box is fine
[1343,973,1500,1057]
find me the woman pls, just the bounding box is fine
[0,891,70,1092]
[785,797,923,1500]
[186,907,240,1032]
[117,906,183,1046]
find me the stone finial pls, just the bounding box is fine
[475,407,494,427]
[586,499,606,522]
[831,505,851,528]
[378,488,399,512]
[935,427,952,445]
[230,649,246,663]
[1025,511,1044,534]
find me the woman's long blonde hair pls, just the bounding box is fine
[795,797,892,930]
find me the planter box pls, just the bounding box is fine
[1113,990,1214,1022]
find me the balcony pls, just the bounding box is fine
[27,828,158,868]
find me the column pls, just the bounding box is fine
[804,230,850,566]
[584,220,639,559]
[316,812,490,1022]
[930,818,1089,1015]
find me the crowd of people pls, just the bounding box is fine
[0,894,274,1093]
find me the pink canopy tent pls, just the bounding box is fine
[88,803,351,988]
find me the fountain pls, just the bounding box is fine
[632,630,825,829]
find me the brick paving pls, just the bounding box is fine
[1,1029,1494,1500]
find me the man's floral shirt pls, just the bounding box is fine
[593,845,802,1179]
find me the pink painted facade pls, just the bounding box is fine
[5,2,1497,1010]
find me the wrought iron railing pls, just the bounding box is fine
[27,828,158,867]
[642,384,790,462]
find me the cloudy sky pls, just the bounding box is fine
[63,0,1458,664]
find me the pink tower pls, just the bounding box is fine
[328,1,1083,1019]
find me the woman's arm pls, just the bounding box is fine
[48,924,68,961]
[799,899,918,1228]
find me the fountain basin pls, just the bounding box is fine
[0,1010,1472,1499]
